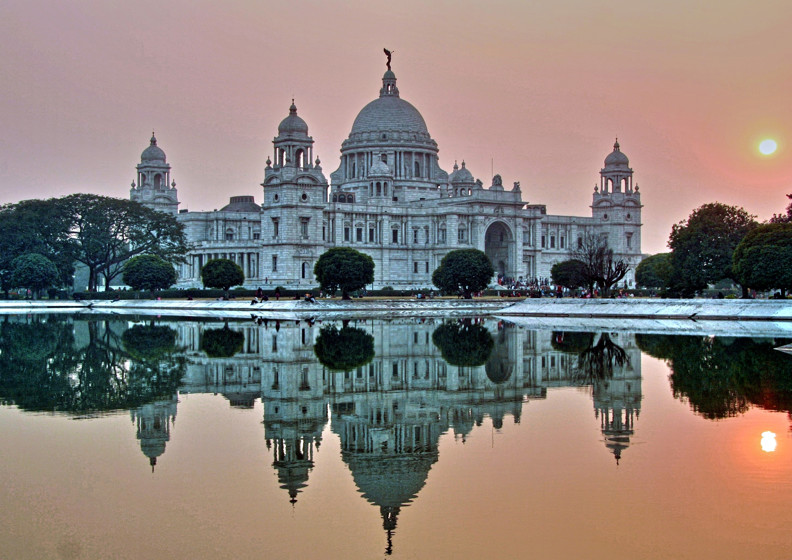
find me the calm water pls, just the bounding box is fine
[1,314,791,559]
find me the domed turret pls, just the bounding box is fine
[369,158,392,177]
[278,101,309,137]
[141,133,167,163]
[604,139,629,168]
[450,161,474,185]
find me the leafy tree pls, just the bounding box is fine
[313,325,375,370]
[0,200,76,296]
[572,233,630,296]
[123,254,177,294]
[432,320,494,367]
[60,194,188,291]
[10,253,59,299]
[668,203,757,297]
[201,259,244,297]
[550,331,595,354]
[770,193,792,223]
[201,324,245,358]
[732,223,792,296]
[432,249,494,299]
[551,259,587,290]
[635,253,672,289]
[314,247,375,300]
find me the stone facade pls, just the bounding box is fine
[130,65,644,289]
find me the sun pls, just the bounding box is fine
[759,139,778,155]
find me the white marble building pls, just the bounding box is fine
[130,62,644,289]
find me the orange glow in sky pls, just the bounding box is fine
[1,0,791,254]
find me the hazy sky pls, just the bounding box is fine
[2,0,790,254]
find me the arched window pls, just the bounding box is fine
[302,262,309,279]
[351,162,356,177]
[296,149,305,168]
[339,194,347,203]
[154,174,162,189]
[376,182,382,196]
[383,182,388,196]
[414,161,420,177]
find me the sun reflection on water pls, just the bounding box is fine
[761,431,777,453]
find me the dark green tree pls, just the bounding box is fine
[550,331,595,354]
[770,193,792,224]
[314,247,375,299]
[432,320,494,367]
[123,254,177,294]
[732,223,792,296]
[313,325,375,370]
[572,233,630,296]
[668,203,757,297]
[200,325,245,358]
[550,259,587,290]
[432,249,494,299]
[635,252,672,289]
[60,194,188,291]
[201,259,244,297]
[10,253,60,299]
[0,200,76,296]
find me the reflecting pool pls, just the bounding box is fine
[1,314,791,559]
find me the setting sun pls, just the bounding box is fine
[759,139,778,155]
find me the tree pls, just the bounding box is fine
[201,259,244,297]
[431,320,494,367]
[770,193,792,223]
[635,253,672,289]
[0,200,76,296]
[668,203,756,297]
[432,248,494,299]
[10,253,60,299]
[123,254,177,294]
[572,233,630,297]
[314,247,375,300]
[313,325,375,370]
[732,223,792,296]
[551,259,587,290]
[60,194,188,291]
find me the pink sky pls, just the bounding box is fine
[2,0,790,254]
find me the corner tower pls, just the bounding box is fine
[130,133,179,216]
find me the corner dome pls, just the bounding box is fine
[278,101,309,136]
[141,134,166,163]
[450,161,474,184]
[368,158,392,177]
[604,139,629,167]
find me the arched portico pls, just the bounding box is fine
[484,221,514,281]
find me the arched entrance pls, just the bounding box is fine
[484,221,512,281]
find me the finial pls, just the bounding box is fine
[150,131,157,145]
[594,184,599,192]
[289,99,297,114]
[383,48,393,71]
[266,156,272,168]
[461,160,466,168]
[614,137,620,150]
[171,180,176,188]
[453,160,459,170]
[315,156,321,166]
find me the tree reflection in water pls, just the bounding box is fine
[552,331,629,384]
[431,319,493,367]
[0,316,185,414]
[200,323,245,358]
[637,334,792,420]
[313,324,375,371]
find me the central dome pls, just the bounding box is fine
[350,96,429,137]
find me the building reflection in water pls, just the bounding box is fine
[170,318,642,554]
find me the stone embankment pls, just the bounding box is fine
[0,297,790,322]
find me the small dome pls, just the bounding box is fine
[141,134,166,163]
[278,101,309,136]
[220,195,261,212]
[450,161,474,184]
[369,158,392,177]
[604,139,629,167]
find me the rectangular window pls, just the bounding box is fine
[301,218,309,239]
[253,232,260,240]
[560,237,565,249]
[369,228,375,242]
[344,227,350,242]
[413,229,419,244]
[392,363,398,377]
[626,232,633,249]
[577,236,583,249]
[439,229,446,243]
[225,232,234,241]
[272,255,278,272]
[414,262,419,273]
[322,225,326,241]
[272,218,279,238]
[425,261,429,273]
[550,236,555,248]
[458,228,465,242]
[541,235,546,248]
[392,229,398,244]
[356,227,363,242]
